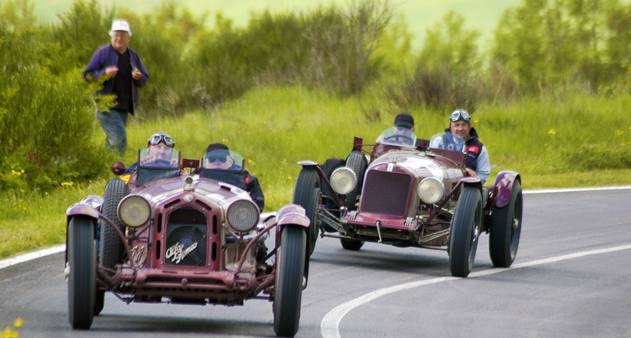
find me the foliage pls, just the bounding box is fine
[492,0,630,95]
[389,11,486,111]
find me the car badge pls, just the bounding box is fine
[166,241,198,264]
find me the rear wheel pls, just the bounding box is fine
[344,151,367,209]
[99,179,128,270]
[489,180,523,267]
[273,227,307,337]
[68,216,96,329]
[340,238,364,251]
[293,168,320,257]
[449,186,482,277]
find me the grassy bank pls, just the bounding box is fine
[2,86,630,259]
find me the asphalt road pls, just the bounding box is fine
[1,190,630,338]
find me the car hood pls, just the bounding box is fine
[369,150,463,181]
[132,174,253,211]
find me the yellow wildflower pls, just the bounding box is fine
[547,128,557,136]
[13,317,23,329]
[61,181,74,187]
[2,326,19,338]
[473,117,480,124]
[615,129,624,137]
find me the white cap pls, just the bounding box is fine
[110,19,132,37]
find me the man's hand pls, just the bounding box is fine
[132,67,142,80]
[464,168,477,177]
[105,66,119,77]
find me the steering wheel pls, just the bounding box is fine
[384,134,414,144]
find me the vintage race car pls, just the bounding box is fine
[65,147,310,337]
[293,127,523,277]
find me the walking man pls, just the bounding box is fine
[83,19,149,155]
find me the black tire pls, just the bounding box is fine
[344,151,367,209]
[489,180,523,267]
[99,179,128,270]
[448,186,482,277]
[94,290,105,316]
[273,226,307,337]
[340,238,364,251]
[293,168,320,257]
[67,216,96,329]
[320,159,345,232]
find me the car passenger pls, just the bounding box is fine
[201,143,265,210]
[430,109,490,184]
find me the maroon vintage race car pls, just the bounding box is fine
[293,127,523,277]
[65,147,310,337]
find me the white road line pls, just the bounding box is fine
[523,186,631,194]
[320,243,631,338]
[0,244,65,271]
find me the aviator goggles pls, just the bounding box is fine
[148,133,175,147]
[450,110,471,122]
[206,151,229,163]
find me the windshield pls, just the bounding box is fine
[138,147,180,169]
[202,149,244,172]
[377,127,417,147]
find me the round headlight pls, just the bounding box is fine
[227,199,259,233]
[330,167,358,195]
[117,195,151,228]
[417,177,445,204]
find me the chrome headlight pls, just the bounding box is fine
[416,177,445,204]
[117,195,151,227]
[330,167,357,195]
[226,199,259,233]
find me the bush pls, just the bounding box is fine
[389,11,486,110]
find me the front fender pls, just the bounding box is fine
[276,204,310,231]
[493,171,521,208]
[65,195,102,222]
[65,195,102,263]
[297,160,319,168]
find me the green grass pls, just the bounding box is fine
[2,85,631,259]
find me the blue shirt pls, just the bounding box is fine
[83,44,149,114]
[430,130,491,184]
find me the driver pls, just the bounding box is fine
[430,109,490,183]
[376,112,416,144]
[204,143,265,210]
[125,131,176,173]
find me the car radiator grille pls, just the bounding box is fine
[165,207,210,267]
[360,170,411,216]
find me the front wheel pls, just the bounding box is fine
[273,226,307,337]
[293,168,320,257]
[489,180,523,267]
[67,216,96,329]
[448,186,482,277]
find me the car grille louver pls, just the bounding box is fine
[360,170,411,216]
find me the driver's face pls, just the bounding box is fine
[149,143,171,158]
[450,121,471,139]
[207,156,234,170]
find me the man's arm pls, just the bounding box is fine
[476,147,491,184]
[247,175,265,210]
[131,52,149,87]
[82,48,106,82]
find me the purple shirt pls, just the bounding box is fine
[83,44,149,114]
